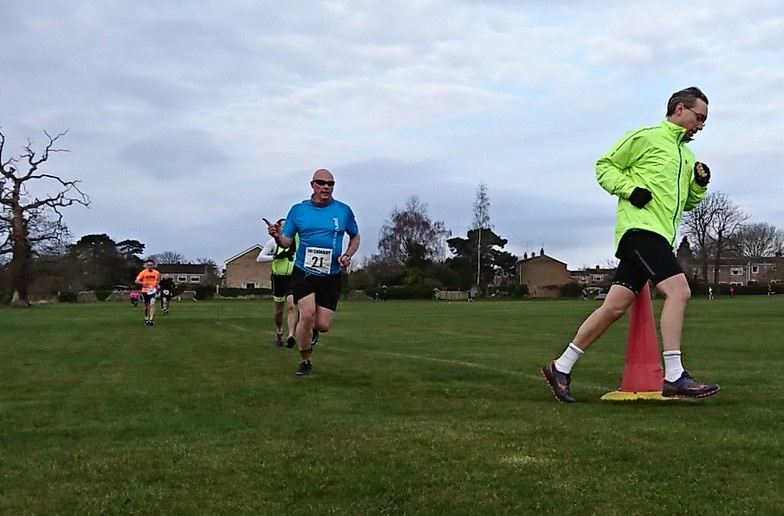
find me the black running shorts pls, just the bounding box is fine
[271,273,293,301]
[612,229,684,295]
[290,266,342,312]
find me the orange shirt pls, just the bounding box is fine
[136,269,160,293]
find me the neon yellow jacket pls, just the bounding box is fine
[596,120,708,253]
[271,234,298,275]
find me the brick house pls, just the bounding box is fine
[516,249,572,297]
[224,245,272,289]
[569,265,615,288]
[157,263,219,286]
[685,255,784,286]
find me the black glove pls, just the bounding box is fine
[628,187,652,208]
[694,161,710,187]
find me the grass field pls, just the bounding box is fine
[1,296,783,515]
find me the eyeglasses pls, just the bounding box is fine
[684,106,707,124]
[312,179,335,187]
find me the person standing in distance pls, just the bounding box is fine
[268,169,360,376]
[542,86,719,402]
[135,259,161,327]
[257,218,299,348]
[159,276,175,315]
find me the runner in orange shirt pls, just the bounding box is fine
[135,259,161,326]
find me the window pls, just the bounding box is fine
[730,267,744,276]
[245,282,257,289]
[730,281,743,286]
[751,266,759,274]
[190,276,200,283]
[178,275,187,282]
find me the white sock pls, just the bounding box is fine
[663,350,684,382]
[554,343,583,374]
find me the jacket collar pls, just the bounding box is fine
[661,119,689,144]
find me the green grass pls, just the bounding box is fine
[1,296,783,515]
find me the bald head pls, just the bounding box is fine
[312,168,334,182]
[310,168,335,205]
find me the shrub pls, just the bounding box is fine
[58,291,78,303]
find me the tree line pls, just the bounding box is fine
[348,186,521,298]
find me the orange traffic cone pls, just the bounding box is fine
[601,283,670,401]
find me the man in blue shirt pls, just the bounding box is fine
[268,168,360,376]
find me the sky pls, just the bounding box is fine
[2,0,783,271]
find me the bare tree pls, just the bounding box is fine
[471,182,491,288]
[731,222,783,258]
[708,193,748,285]
[1,129,89,306]
[682,192,722,284]
[378,196,451,264]
[147,251,186,264]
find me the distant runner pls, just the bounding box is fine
[135,259,161,327]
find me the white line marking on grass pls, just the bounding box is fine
[319,344,610,391]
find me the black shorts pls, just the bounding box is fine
[612,229,683,295]
[160,289,173,300]
[271,273,293,301]
[142,292,157,304]
[291,266,342,312]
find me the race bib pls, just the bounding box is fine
[163,289,170,295]
[147,287,156,295]
[304,246,332,274]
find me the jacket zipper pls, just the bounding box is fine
[672,139,683,243]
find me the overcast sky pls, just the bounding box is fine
[2,1,783,270]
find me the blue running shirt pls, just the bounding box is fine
[283,199,359,276]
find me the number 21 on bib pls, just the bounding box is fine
[304,247,332,274]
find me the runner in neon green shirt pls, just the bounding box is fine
[257,218,299,348]
[542,86,719,402]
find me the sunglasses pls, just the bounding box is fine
[312,179,335,187]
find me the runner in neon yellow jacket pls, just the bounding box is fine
[597,119,708,253]
[541,86,719,403]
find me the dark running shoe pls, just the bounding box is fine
[149,320,154,327]
[541,361,576,403]
[662,371,720,399]
[275,333,284,347]
[311,328,319,347]
[296,360,312,376]
[286,336,296,349]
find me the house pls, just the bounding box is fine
[569,265,615,288]
[224,245,272,289]
[685,255,784,286]
[157,263,218,286]
[516,248,572,297]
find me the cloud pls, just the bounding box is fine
[2,0,784,268]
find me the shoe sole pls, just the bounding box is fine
[663,386,720,399]
[540,366,575,403]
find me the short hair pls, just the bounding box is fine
[666,87,708,116]
[146,259,154,264]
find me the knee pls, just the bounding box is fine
[664,284,691,304]
[601,302,627,321]
[299,310,315,326]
